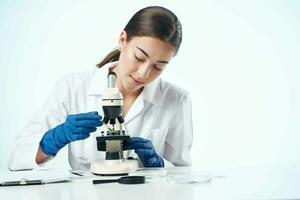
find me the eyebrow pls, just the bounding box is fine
[136,46,169,64]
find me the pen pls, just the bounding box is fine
[70,171,84,176]
[0,179,44,187]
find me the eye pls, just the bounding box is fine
[153,65,162,71]
[134,55,145,62]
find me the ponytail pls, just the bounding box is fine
[96,48,120,68]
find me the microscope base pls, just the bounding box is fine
[90,159,139,176]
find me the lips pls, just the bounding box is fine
[130,75,143,85]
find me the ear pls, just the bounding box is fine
[118,31,127,51]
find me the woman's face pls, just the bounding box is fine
[115,31,176,94]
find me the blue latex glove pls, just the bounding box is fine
[124,137,164,167]
[40,111,103,156]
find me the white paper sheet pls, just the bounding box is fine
[0,169,70,184]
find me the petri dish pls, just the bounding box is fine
[166,170,212,184]
[130,168,167,179]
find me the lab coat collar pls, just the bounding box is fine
[140,77,161,105]
[87,61,162,105]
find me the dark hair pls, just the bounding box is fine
[96,6,182,68]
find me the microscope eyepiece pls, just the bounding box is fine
[107,71,117,77]
[107,72,117,88]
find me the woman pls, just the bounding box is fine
[8,6,193,170]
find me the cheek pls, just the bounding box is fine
[120,55,139,74]
[118,55,129,73]
[153,71,162,79]
[144,70,162,84]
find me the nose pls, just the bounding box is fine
[136,63,151,79]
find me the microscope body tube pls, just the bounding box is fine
[107,72,117,88]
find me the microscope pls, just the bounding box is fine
[90,71,139,175]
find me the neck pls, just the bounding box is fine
[122,88,143,100]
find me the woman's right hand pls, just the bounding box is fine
[39,111,103,156]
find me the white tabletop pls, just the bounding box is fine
[1,165,299,200]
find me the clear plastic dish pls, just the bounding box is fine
[129,168,167,179]
[166,170,212,184]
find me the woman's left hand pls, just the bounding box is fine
[124,137,164,167]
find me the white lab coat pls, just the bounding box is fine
[8,62,193,170]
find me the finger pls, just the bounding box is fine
[68,113,98,120]
[74,133,90,141]
[87,111,99,115]
[125,142,153,150]
[74,120,103,128]
[71,112,102,121]
[144,157,157,167]
[135,148,155,157]
[123,141,133,150]
[75,127,97,135]
[126,137,150,144]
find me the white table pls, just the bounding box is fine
[1,165,299,199]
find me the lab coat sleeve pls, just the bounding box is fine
[164,94,193,166]
[7,76,71,170]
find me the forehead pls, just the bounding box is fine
[127,36,176,59]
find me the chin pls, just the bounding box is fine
[124,81,143,92]
[122,78,143,93]
[125,85,142,93]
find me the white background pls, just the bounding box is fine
[0,0,299,170]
